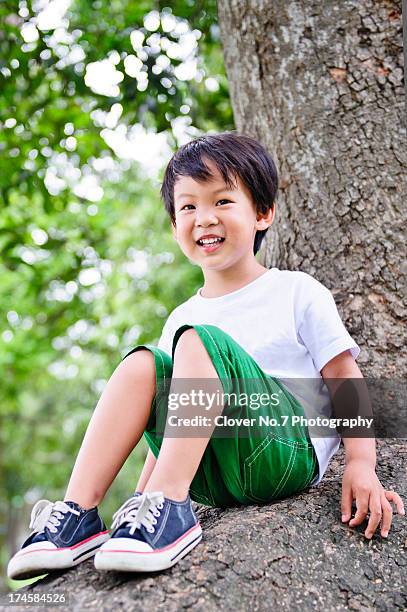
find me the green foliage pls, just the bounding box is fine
[0,0,233,588]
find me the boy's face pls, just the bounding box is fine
[171,158,274,273]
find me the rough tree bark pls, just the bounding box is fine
[217,0,406,377]
[19,1,406,609]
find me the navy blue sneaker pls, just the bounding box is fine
[7,499,110,580]
[94,491,202,572]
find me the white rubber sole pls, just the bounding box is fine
[94,523,202,572]
[7,531,110,580]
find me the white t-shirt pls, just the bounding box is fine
[157,268,360,485]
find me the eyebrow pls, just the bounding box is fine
[175,186,234,201]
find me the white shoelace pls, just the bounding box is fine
[111,492,165,536]
[29,500,80,534]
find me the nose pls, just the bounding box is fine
[195,210,219,227]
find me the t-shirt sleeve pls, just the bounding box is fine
[296,274,360,372]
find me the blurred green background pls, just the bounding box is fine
[0,0,235,591]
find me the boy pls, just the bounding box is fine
[8,132,404,580]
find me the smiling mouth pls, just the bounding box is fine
[196,237,225,246]
[196,237,225,252]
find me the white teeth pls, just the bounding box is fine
[199,237,223,245]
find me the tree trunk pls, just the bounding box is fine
[217,0,406,376]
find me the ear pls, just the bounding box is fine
[255,204,275,231]
[171,222,178,241]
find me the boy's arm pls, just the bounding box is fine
[321,351,376,466]
[321,350,404,538]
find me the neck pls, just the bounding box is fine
[200,259,268,298]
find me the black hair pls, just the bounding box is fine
[160,131,278,255]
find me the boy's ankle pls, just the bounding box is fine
[63,496,101,511]
[142,485,189,502]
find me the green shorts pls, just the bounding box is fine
[123,324,319,508]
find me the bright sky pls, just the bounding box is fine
[17,0,220,199]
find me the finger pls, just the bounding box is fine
[341,481,353,522]
[385,491,405,516]
[349,492,369,527]
[364,494,382,539]
[380,497,393,538]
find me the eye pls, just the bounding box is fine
[179,199,231,212]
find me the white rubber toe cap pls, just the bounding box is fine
[97,537,153,554]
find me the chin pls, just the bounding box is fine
[203,260,233,271]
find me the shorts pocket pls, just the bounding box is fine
[242,433,315,503]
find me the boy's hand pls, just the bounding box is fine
[341,458,405,539]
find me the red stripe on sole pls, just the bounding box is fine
[15,531,109,557]
[70,530,109,549]
[98,523,201,555]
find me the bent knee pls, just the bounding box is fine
[119,349,156,379]
[174,327,202,353]
[174,328,213,370]
[176,327,200,344]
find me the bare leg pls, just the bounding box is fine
[64,350,156,509]
[144,329,223,501]
[135,449,157,493]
